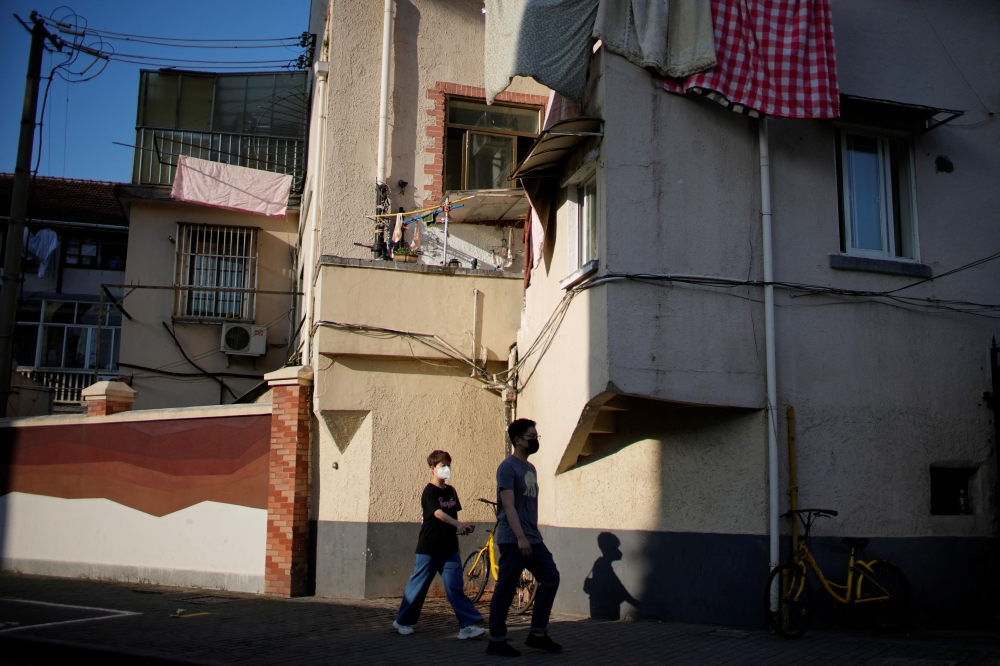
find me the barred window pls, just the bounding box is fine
[174,224,258,321]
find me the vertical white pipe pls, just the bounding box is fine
[376,0,394,185]
[760,119,779,570]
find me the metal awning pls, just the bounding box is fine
[438,189,528,223]
[511,117,604,180]
[840,94,964,131]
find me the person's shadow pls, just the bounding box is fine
[584,532,641,620]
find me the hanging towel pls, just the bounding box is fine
[665,0,717,78]
[171,155,293,216]
[592,0,716,78]
[485,0,600,104]
[23,228,59,278]
[662,0,839,118]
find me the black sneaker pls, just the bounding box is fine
[525,632,562,653]
[486,639,521,657]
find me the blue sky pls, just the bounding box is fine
[0,1,312,184]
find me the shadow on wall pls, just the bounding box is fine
[584,532,641,620]
[390,0,419,214]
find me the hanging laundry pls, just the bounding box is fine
[23,228,59,278]
[409,221,422,251]
[391,212,404,243]
[485,0,600,104]
[662,0,839,118]
[171,155,293,216]
[593,0,715,78]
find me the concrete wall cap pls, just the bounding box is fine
[264,365,314,387]
[81,381,138,402]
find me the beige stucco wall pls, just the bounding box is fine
[321,0,548,261]
[119,199,298,409]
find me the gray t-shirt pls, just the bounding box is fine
[495,455,543,544]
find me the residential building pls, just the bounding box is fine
[299,0,995,629]
[115,68,309,409]
[0,175,129,410]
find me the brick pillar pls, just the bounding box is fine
[263,365,313,597]
[81,381,137,416]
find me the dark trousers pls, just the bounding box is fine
[488,541,560,639]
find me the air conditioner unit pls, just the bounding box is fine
[221,323,267,356]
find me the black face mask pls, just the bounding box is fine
[522,438,539,455]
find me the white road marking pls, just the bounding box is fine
[0,598,140,633]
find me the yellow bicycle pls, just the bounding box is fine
[766,508,910,638]
[463,498,537,614]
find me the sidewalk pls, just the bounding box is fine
[1,573,997,665]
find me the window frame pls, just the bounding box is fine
[14,299,121,371]
[565,156,601,276]
[173,223,260,323]
[835,125,920,262]
[443,96,543,192]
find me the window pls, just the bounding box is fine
[174,224,258,321]
[930,467,975,515]
[836,130,917,260]
[14,299,121,371]
[63,238,127,271]
[444,98,541,191]
[566,165,600,274]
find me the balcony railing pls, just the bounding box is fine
[18,368,120,404]
[133,127,306,193]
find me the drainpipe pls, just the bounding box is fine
[760,118,780,571]
[376,0,394,186]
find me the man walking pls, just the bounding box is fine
[486,418,562,657]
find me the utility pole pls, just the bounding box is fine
[0,12,58,417]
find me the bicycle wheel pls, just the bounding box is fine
[765,563,814,639]
[511,568,538,615]
[857,560,910,632]
[463,549,489,603]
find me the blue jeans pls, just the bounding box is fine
[489,541,560,640]
[396,552,484,629]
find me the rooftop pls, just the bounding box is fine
[0,174,129,227]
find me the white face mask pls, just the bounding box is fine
[436,465,451,481]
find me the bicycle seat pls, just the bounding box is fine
[841,537,869,549]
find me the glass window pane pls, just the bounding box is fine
[448,99,539,134]
[845,135,884,252]
[445,128,464,191]
[65,239,81,265]
[44,302,75,324]
[16,299,41,324]
[14,324,38,366]
[244,74,277,135]
[142,72,178,128]
[888,138,914,259]
[112,329,121,370]
[269,72,308,137]
[213,75,248,134]
[106,308,123,326]
[466,132,514,190]
[64,327,87,369]
[581,180,598,264]
[102,243,127,271]
[77,303,101,325]
[41,326,65,367]
[177,74,214,131]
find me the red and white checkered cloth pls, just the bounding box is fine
[662,0,839,119]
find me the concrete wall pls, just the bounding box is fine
[120,200,298,409]
[310,260,521,597]
[0,404,272,592]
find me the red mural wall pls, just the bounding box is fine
[1,414,271,517]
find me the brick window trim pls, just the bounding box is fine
[424,82,550,206]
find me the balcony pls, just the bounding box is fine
[132,127,306,193]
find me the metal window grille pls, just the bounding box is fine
[174,224,259,321]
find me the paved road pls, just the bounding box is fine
[0,573,997,665]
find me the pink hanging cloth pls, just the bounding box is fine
[662,0,839,119]
[171,156,293,216]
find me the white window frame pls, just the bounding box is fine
[837,127,920,261]
[565,157,600,274]
[173,223,259,322]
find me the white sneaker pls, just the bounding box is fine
[393,620,414,635]
[458,625,486,640]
